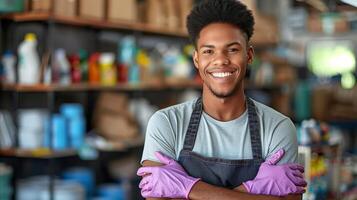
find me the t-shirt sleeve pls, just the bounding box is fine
[140,111,176,165]
[266,118,298,164]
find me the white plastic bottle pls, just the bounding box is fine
[53,49,71,85]
[17,33,40,84]
[1,51,16,83]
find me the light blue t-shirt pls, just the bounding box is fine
[141,98,298,165]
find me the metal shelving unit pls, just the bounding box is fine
[0,10,283,200]
[0,12,279,47]
[0,12,188,37]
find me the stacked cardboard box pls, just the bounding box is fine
[107,0,138,22]
[53,0,77,17]
[94,92,139,141]
[31,0,51,12]
[241,0,279,45]
[79,0,105,20]
[146,0,193,29]
[29,0,194,31]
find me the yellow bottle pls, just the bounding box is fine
[99,53,117,86]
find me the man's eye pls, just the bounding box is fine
[203,50,213,54]
[228,48,239,53]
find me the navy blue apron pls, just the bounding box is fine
[178,97,264,189]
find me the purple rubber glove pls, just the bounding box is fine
[243,149,307,196]
[137,151,201,199]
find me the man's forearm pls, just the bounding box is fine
[189,181,301,200]
[141,160,301,200]
[146,198,178,200]
[146,182,300,200]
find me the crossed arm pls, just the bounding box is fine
[142,160,302,200]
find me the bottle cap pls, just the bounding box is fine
[25,33,36,41]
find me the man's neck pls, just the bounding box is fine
[202,89,246,122]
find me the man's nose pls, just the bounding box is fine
[213,53,230,66]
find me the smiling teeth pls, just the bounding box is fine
[212,72,233,78]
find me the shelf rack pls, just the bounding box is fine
[0,148,77,159]
[0,80,203,92]
[0,11,281,200]
[0,136,145,159]
[0,12,279,46]
[1,12,188,37]
[0,80,289,93]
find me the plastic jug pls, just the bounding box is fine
[17,33,40,84]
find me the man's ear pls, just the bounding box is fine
[247,45,254,65]
[193,50,199,69]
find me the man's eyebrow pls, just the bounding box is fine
[226,42,242,47]
[199,44,215,49]
[199,42,242,49]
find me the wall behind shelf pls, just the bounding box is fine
[3,21,99,55]
[49,24,98,54]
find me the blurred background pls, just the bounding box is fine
[0,0,356,199]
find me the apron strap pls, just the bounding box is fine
[183,97,263,161]
[247,98,263,161]
[183,97,203,151]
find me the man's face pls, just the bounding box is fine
[193,23,253,98]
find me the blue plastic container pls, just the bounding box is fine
[62,168,95,199]
[52,114,68,150]
[69,117,85,149]
[60,104,85,149]
[0,164,12,200]
[60,104,84,118]
[97,184,126,200]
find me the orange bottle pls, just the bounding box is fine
[89,53,100,84]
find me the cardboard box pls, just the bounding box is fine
[95,92,130,116]
[308,14,323,33]
[107,0,138,22]
[312,86,331,121]
[308,13,350,33]
[240,0,257,13]
[239,0,279,45]
[179,0,193,29]
[146,0,186,28]
[146,0,166,27]
[94,92,139,141]
[53,0,77,17]
[31,0,51,12]
[137,0,147,23]
[79,0,105,20]
[164,0,180,29]
[251,14,279,45]
[97,113,138,140]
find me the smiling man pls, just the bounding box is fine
[138,0,306,200]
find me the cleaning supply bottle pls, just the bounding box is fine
[136,49,151,82]
[79,49,89,82]
[99,53,116,86]
[88,53,100,84]
[17,33,40,84]
[2,51,16,84]
[53,49,71,85]
[118,37,136,83]
[69,54,81,83]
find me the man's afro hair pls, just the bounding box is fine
[186,0,255,45]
